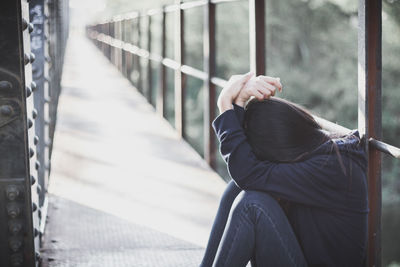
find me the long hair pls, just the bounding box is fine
[243,97,331,163]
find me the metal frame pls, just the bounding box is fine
[358,1,382,266]
[86,0,400,265]
[0,0,68,266]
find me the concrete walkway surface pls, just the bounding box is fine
[40,30,226,267]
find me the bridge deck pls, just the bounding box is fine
[40,31,226,267]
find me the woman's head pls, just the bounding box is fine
[244,97,330,163]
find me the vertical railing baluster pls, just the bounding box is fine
[118,19,123,72]
[358,0,382,266]
[175,0,185,137]
[158,7,167,117]
[136,16,143,93]
[123,19,126,76]
[108,21,111,60]
[249,0,265,75]
[111,20,115,65]
[147,14,153,103]
[125,18,131,80]
[203,0,216,168]
[137,15,142,93]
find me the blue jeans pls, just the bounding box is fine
[200,181,308,267]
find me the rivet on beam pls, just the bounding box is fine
[0,81,12,90]
[10,253,23,266]
[34,135,39,145]
[32,109,38,119]
[29,53,35,63]
[31,81,37,92]
[24,53,30,65]
[32,203,37,212]
[22,19,28,31]
[28,23,34,33]
[26,86,32,97]
[9,237,22,252]
[35,251,41,262]
[8,221,22,235]
[29,147,35,158]
[35,160,40,170]
[6,185,20,201]
[7,204,20,219]
[28,119,33,129]
[0,105,13,116]
[30,175,36,185]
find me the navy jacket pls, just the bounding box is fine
[212,104,369,267]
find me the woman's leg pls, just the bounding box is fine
[212,191,308,267]
[200,180,242,267]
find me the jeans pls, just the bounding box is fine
[200,181,308,267]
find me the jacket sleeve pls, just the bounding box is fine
[212,105,356,209]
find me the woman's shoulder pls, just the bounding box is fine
[314,130,367,171]
[314,130,365,152]
[331,130,364,146]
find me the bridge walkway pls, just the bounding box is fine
[40,30,226,267]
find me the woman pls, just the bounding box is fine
[200,73,368,267]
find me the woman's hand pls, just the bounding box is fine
[217,72,254,113]
[234,75,283,107]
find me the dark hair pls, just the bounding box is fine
[244,97,331,163]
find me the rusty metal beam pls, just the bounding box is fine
[249,0,265,75]
[203,0,216,168]
[358,0,382,266]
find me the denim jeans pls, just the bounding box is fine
[200,181,308,267]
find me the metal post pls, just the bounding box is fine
[111,20,116,66]
[121,19,127,77]
[174,0,185,137]
[249,0,265,75]
[137,16,142,92]
[147,15,153,103]
[125,19,132,80]
[358,0,382,266]
[203,0,216,168]
[158,7,167,117]
[0,1,40,266]
[117,19,122,72]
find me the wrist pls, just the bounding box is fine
[234,96,247,107]
[217,98,233,113]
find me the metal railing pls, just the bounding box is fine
[0,0,69,266]
[86,0,399,266]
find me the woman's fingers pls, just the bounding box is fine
[251,87,264,100]
[256,87,272,99]
[231,72,254,86]
[256,79,276,96]
[258,76,282,92]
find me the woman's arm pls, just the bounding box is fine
[216,72,282,113]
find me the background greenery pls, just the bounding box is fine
[91,0,400,265]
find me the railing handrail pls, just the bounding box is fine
[88,30,400,160]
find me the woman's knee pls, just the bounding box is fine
[219,180,242,209]
[230,191,285,220]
